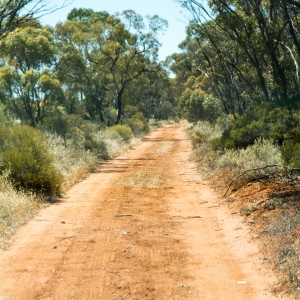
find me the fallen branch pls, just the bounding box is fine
[224,165,281,197]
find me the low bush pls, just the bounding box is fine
[213,139,283,173]
[107,124,134,143]
[0,125,63,195]
[216,99,300,150]
[94,130,126,158]
[190,121,222,146]
[48,134,98,188]
[189,122,283,176]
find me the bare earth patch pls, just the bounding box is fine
[223,179,300,297]
[0,123,282,299]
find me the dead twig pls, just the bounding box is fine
[224,165,281,197]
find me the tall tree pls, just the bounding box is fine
[56,9,167,124]
[0,25,63,126]
[175,0,300,118]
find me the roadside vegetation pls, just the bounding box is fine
[188,121,300,295]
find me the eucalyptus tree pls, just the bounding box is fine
[55,10,111,121]
[89,10,167,124]
[0,24,63,126]
[56,8,167,124]
[176,0,300,114]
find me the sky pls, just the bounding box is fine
[40,0,190,61]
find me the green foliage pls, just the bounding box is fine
[0,125,62,194]
[0,103,13,126]
[0,25,63,127]
[107,124,134,143]
[189,122,283,175]
[190,121,222,146]
[179,90,220,123]
[216,101,300,152]
[158,101,176,120]
[281,142,300,167]
[124,110,149,136]
[213,139,283,172]
[81,129,109,160]
[126,118,147,136]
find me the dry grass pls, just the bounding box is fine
[259,190,300,294]
[95,130,137,159]
[146,141,174,154]
[0,177,46,248]
[118,170,163,188]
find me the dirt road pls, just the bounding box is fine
[0,124,280,299]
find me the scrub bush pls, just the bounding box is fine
[0,125,62,195]
[107,124,134,143]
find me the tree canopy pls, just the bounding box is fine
[0,7,177,127]
[173,0,300,119]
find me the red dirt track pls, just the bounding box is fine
[0,123,280,299]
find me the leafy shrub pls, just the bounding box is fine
[0,125,63,195]
[281,142,300,167]
[126,114,149,136]
[81,130,109,160]
[107,124,134,143]
[190,121,222,146]
[179,90,221,123]
[45,115,109,160]
[213,139,283,172]
[126,118,145,136]
[217,100,300,150]
[0,103,13,126]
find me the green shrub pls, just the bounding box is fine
[107,124,134,143]
[214,139,283,172]
[126,117,149,136]
[190,121,222,146]
[281,142,300,167]
[0,103,13,127]
[45,115,109,160]
[179,91,221,123]
[217,100,300,150]
[0,125,63,195]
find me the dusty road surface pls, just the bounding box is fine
[0,123,280,300]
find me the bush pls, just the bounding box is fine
[281,142,300,167]
[48,134,98,188]
[81,130,109,160]
[107,124,134,143]
[217,100,300,150]
[0,125,63,195]
[179,90,221,123]
[45,115,109,160]
[0,103,13,126]
[94,130,126,158]
[214,139,283,172]
[190,121,222,146]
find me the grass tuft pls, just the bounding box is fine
[0,174,45,248]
